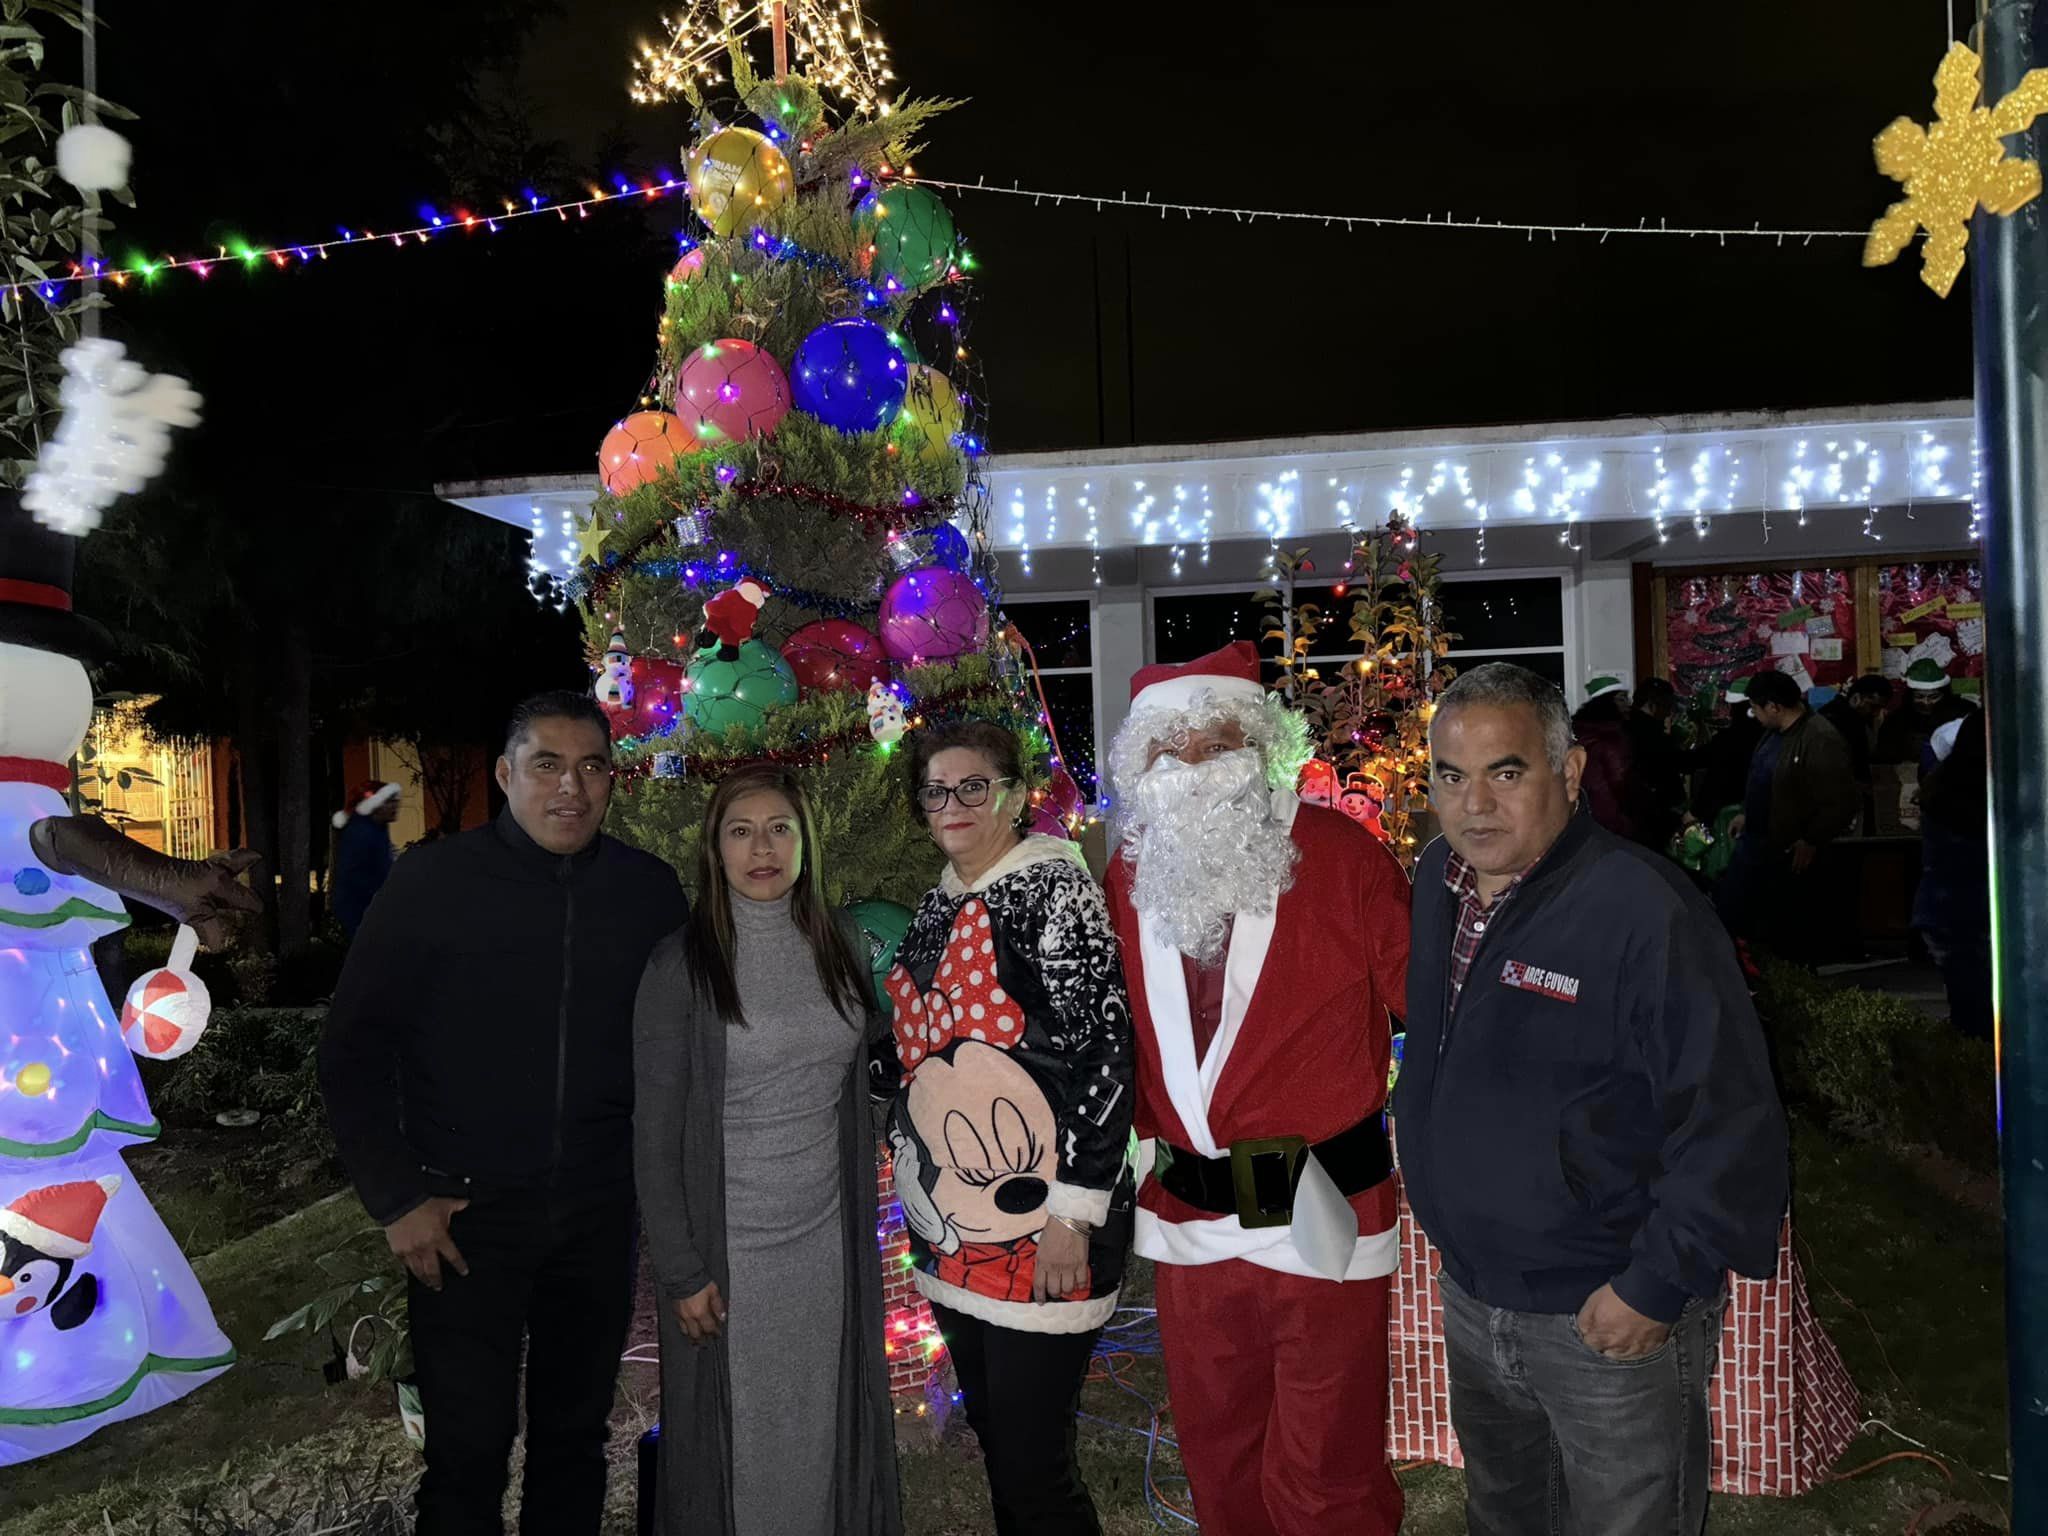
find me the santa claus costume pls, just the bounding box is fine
[1103,642,1410,1536]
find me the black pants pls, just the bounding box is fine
[408,1187,638,1536]
[930,1302,1102,1536]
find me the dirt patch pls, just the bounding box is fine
[1898,1142,2002,1222]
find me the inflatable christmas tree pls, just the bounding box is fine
[560,4,1079,910]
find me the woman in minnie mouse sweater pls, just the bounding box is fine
[885,720,1135,1536]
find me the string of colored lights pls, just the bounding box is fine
[23,154,1881,313]
[907,175,1868,245]
[5,177,689,305]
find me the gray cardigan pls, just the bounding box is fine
[631,910,903,1536]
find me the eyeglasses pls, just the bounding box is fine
[916,776,1015,813]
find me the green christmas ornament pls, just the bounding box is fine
[853,184,955,295]
[845,898,915,1013]
[684,639,798,738]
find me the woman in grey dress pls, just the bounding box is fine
[633,766,902,1536]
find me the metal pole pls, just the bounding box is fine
[1971,1,2048,1516]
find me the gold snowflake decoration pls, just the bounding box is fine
[1866,41,2048,297]
[631,1,895,118]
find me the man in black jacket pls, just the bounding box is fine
[320,692,689,1536]
[1395,663,1787,1536]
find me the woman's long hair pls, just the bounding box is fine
[683,766,872,1027]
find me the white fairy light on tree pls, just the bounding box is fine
[632,0,896,117]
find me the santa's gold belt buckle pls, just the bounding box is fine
[1229,1135,1307,1230]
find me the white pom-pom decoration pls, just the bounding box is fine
[22,339,202,536]
[120,926,213,1061]
[56,123,132,192]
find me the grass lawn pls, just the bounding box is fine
[0,1114,2009,1535]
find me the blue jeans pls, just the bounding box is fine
[1438,1273,1725,1536]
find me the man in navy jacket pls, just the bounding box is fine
[1395,663,1787,1536]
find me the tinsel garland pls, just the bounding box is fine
[729,476,948,534]
[572,479,955,608]
[613,682,1002,783]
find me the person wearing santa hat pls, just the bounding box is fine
[1101,640,1410,1536]
[331,780,401,939]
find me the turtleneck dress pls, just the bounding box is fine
[723,889,863,1536]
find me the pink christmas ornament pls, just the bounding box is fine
[878,567,989,664]
[674,339,791,447]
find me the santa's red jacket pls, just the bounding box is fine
[1105,796,1412,1272]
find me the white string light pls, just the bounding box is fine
[909,176,1866,246]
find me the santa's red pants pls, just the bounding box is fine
[1154,1259,1402,1536]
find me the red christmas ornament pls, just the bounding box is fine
[602,655,689,741]
[782,619,889,697]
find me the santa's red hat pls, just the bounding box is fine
[333,779,400,831]
[0,1175,119,1260]
[1127,640,1264,716]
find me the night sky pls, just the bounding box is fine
[97,0,1975,489]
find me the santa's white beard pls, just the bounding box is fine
[1124,749,1298,964]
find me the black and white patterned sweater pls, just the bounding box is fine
[883,836,1136,1333]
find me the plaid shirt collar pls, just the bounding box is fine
[1443,849,1536,1004]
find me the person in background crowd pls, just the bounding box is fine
[1103,642,1412,1536]
[320,692,690,1536]
[887,721,1135,1536]
[330,779,401,939]
[1572,674,1653,845]
[1399,662,1788,1536]
[1877,658,1977,765]
[1626,677,1698,852]
[1820,675,1890,833]
[1690,675,1764,829]
[1913,711,1992,1039]
[632,766,901,1536]
[1718,669,1860,963]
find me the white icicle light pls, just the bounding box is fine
[22,339,203,537]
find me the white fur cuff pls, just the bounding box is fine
[1047,1180,1112,1227]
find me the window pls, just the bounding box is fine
[1152,574,1568,686]
[1437,576,1569,686]
[1151,583,1351,676]
[1004,598,1100,799]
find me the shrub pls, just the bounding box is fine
[1757,960,1998,1171]
[144,1007,327,1128]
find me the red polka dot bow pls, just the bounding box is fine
[889,898,1026,1078]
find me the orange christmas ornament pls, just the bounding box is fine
[597,410,697,496]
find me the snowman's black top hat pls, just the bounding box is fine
[0,491,112,660]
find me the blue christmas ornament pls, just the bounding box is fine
[790,318,907,433]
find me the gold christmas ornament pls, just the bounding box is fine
[1866,41,2048,297]
[685,125,794,238]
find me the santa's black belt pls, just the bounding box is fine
[1156,1116,1393,1230]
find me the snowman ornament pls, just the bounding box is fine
[594,629,634,708]
[867,680,907,745]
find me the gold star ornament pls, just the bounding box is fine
[1866,42,2048,297]
[574,512,614,567]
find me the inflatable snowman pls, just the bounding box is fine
[0,493,254,1464]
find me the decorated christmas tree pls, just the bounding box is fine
[557,4,1081,913]
[1267,515,1456,867]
